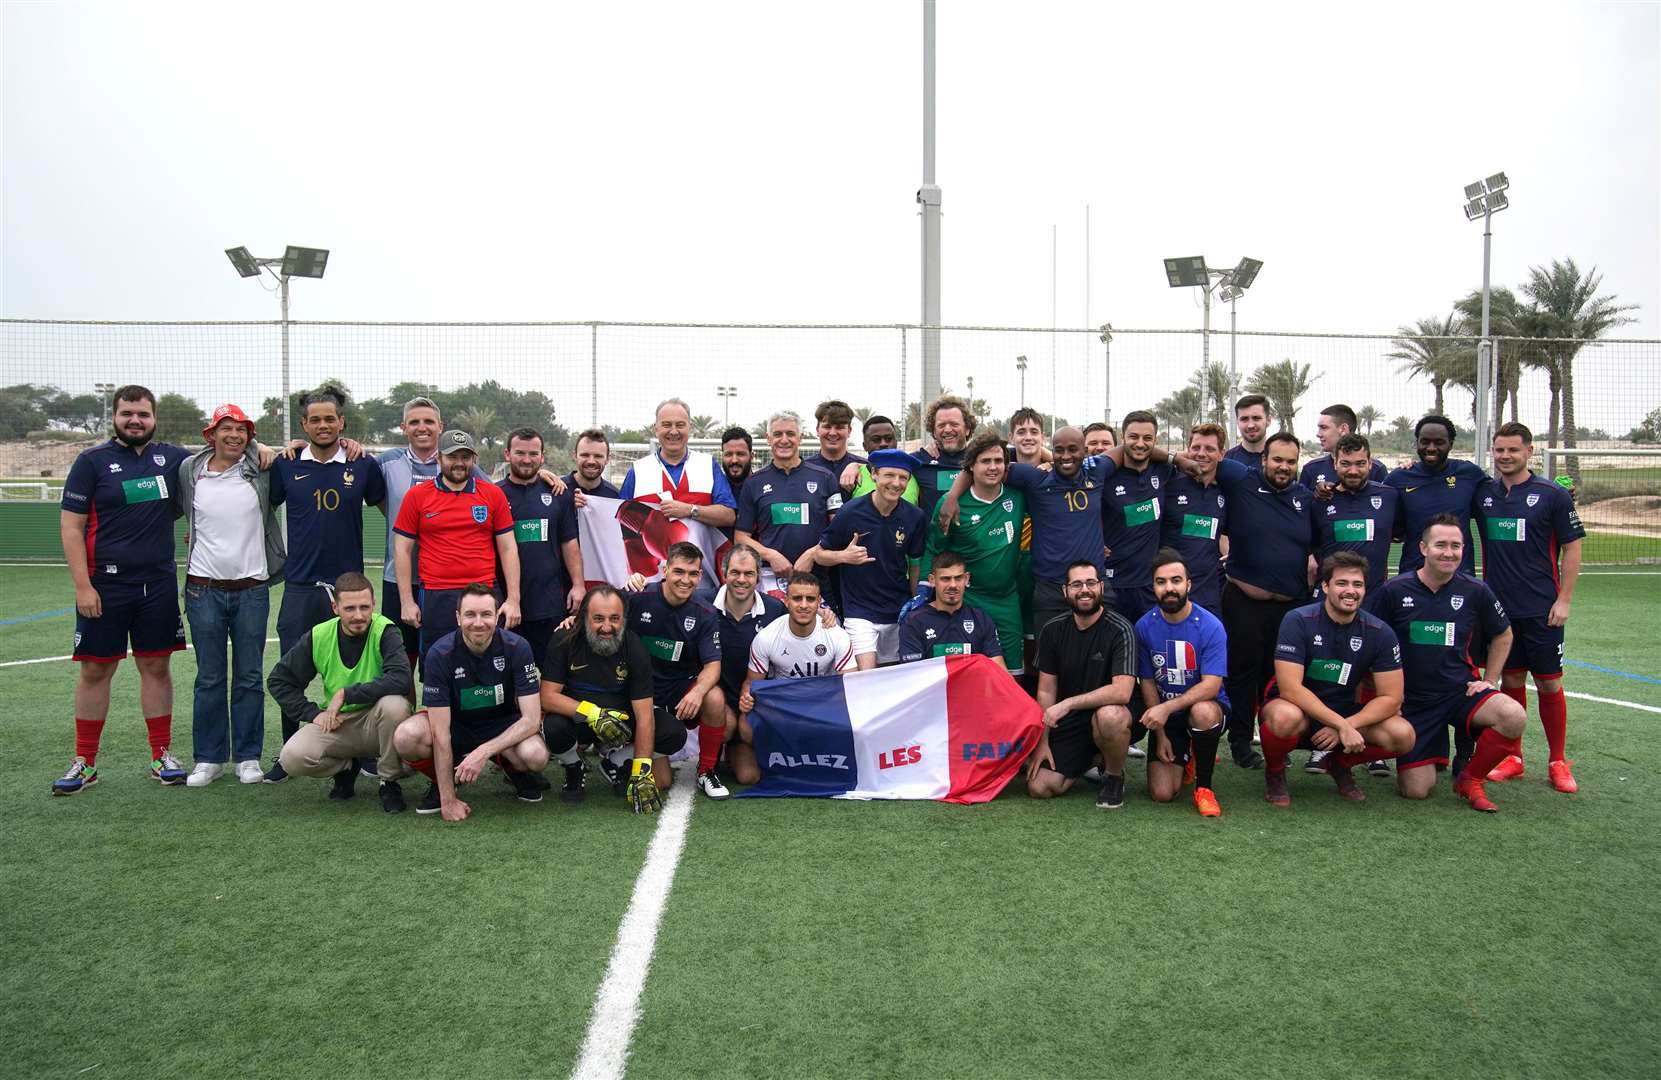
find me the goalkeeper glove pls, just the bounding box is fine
[627,758,662,815]
[897,583,934,624]
[576,700,631,749]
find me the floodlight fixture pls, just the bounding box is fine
[1486,189,1509,213]
[1231,257,1264,290]
[1463,197,1487,220]
[224,246,260,278]
[1464,181,1487,201]
[1484,172,1508,194]
[1163,256,1208,288]
[281,245,329,279]
[1218,284,1243,302]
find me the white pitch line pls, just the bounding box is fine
[0,638,280,669]
[1564,690,1661,715]
[570,769,697,1080]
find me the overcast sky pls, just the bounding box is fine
[3,1,1657,433]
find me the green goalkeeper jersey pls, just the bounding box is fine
[922,485,1027,668]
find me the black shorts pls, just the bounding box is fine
[516,618,559,670]
[1109,583,1157,624]
[1029,581,1073,638]
[541,710,687,757]
[1045,697,1143,779]
[451,717,523,761]
[73,579,185,662]
[1131,702,1228,766]
[1503,616,1565,678]
[1400,690,1500,770]
[654,680,708,728]
[383,582,421,662]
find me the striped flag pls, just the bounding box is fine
[576,495,729,591]
[741,654,1042,803]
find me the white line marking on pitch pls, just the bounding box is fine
[0,638,279,669]
[570,768,697,1080]
[1564,691,1661,715]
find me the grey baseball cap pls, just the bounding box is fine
[437,429,477,455]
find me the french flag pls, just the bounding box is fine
[741,654,1042,803]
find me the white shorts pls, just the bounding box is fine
[844,619,900,665]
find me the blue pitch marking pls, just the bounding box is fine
[0,606,73,627]
[1563,659,1661,686]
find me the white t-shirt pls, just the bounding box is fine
[748,616,856,680]
[189,465,268,580]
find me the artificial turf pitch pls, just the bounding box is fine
[1,564,1657,1079]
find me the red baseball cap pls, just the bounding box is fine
[203,403,256,439]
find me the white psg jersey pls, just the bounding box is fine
[748,617,856,680]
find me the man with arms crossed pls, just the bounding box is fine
[1474,422,1584,792]
[540,586,673,811]
[1027,561,1139,809]
[1368,516,1527,811]
[1133,550,1230,817]
[268,573,413,810]
[394,585,548,819]
[920,430,1026,672]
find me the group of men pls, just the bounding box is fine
[52,385,1585,821]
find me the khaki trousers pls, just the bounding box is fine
[279,695,411,780]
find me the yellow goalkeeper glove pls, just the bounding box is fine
[576,700,631,749]
[627,758,662,815]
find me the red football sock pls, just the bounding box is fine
[1538,688,1568,762]
[1503,684,1527,710]
[144,715,172,758]
[698,722,725,774]
[1260,725,1298,775]
[407,758,437,781]
[75,718,105,765]
[1332,745,1396,770]
[1461,727,1520,782]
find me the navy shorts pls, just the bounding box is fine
[451,717,524,762]
[1400,689,1500,770]
[1132,702,1228,766]
[1503,615,1564,678]
[1261,680,1366,750]
[1110,583,1157,624]
[73,579,185,662]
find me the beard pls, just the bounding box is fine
[1067,593,1099,615]
[114,425,153,447]
[725,464,751,485]
[586,628,622,658]
[1158,591,1186,613]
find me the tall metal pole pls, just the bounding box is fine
[1102,328,1112,425]
[1475,206,1494,471]
[1228,296,1239,442]
[1050,224,1057,435]
[918,0,942,408]
[279,273,292,443]
[1084,206,1091,416]
[1201,283,1212,372]
[590,323,599,427]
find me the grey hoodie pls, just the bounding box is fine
[174,443,287,581]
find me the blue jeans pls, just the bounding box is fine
[185,581,271,763]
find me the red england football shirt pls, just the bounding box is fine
[391,477,513,590]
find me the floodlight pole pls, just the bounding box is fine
[918,0,943,409]
[1100,326,1113,424]
[1201,283,1212,372]
[1228,297,1238,441]
[279,272,291,444]
[1474,203,1494,471]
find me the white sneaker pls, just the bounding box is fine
[235,760,264,784]
[1127,744,1147,759]
[697,770,731,800]
[186,762,224,788]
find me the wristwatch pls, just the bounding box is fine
[690,504,700,520]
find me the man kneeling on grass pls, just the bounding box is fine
[393,584,548,821]
[267,573,412,812]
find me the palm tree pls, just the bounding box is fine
[1356,405,1382,436]
[1387,314,1462,417]
[1517,258,1638,458]
[853,405,875,424]
[1244,359,1317,437]
[1154,386,1203,450]
[689,414,719,438]
[1187,361,1238,425]
[1453,287,1536,426]
[454,405,498,448]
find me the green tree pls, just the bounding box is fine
[0,385,49,438]
[1627,406,1661,444]
[154,392,208,444]
[690,414,720,438]
[1154,386,1203,449]
[1187,362,1237,425]
[1517,258,1638,462]
[1244,360,1317,437]
[1356,405,1382,436]
[361,381,442,441]
[454,406,499,449]
[1388,314,1462,417]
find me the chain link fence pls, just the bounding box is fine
[3,318,1657,563]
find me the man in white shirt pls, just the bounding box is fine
[176,405,286,786]
[742,571,856,690]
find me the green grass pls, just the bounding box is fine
[3,567,1660,1078]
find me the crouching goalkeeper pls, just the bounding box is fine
[539,585,678,812]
